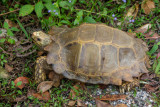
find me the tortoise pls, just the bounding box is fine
[32,23,149,92]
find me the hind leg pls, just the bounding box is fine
[119,78,140,93]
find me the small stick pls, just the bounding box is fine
[0,9,19,17]
[0,46,12,56]
[16,50,36,57]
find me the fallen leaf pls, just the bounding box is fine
[5,64,13,72]
[141,0,155,15]
[14,77,29,89]
[68,100,76,106]
[48,72,63,87]
[135,24,152,33]
[0,66,9,79]
[95,99,112,107]
[96,94,127,101]
[115,104,127,107]
[135,23,160,39]
[157,52,160,59]
[77,99,85,107]
[37,81,53,93]
[14,96,27,102]
[144,31,160,39]
[125,3,139,19]
[32,91,51,101]
[5,19,18,28]
[27,89,36,97]
[144,84,159,92]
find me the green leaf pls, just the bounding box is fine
[60,20,71,25]
[155,61,160,74]
[10,27,19,31]
[77,10,83,17]
[7,29,14,36]
[71,0,77,5]
[59,1,71,10]
[157,42,160,45]
[153,60,157,70]
[148,44,158,55]
[74,10,83,25]
[8,38,15,44]
[17,90,22,95]
[0,38,6,43]
[0,30,2,34]
[3,22,9,29]
[19,5,34,16]
[35,1,44,18]
[84,16,96,23]
[16,19,29,38]
[1,54,4,59]
[17,81,22,86]
[102,8,107,16]
[11,81,15,86]
[43,0,52,3]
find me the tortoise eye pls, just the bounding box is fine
[37,38,41,41]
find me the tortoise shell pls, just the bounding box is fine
[45,23,148,85]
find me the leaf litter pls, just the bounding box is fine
[141,0,155,15]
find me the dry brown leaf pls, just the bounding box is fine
[135,24,152,33]
[115,104,127,107]
[5,64,13,72]
[48,72,63,87]
[14,96,27,102]
[141,0,155,15]
[144,31,160,39]
[68,100,76,106]
[5,19,18,28]
[77,99,85,107]
[0,66,9,79]
[37,81,53,93]
[32,91,51,101]
[27,89,36,97]
[157,52,160,59]
[95,99,113,107]
[144,84,159,92]
[125,3,139,19]
[14,77,29,89]
[97,94,127,101]
[135,24,160,39]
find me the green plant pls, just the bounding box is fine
[0,53,7,66]
[2,22,19,44]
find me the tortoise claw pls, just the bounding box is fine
[119,78,139,93]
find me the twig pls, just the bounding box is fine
[16,50,36,57]
[24,23,34,27]
[20,44,33,53]
[0,46,12,56]
[0,9,20,17]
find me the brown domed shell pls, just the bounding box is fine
[46,23,148,85]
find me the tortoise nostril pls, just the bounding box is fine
[37,38,41,41]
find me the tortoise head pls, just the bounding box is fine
[32,31,52,47]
